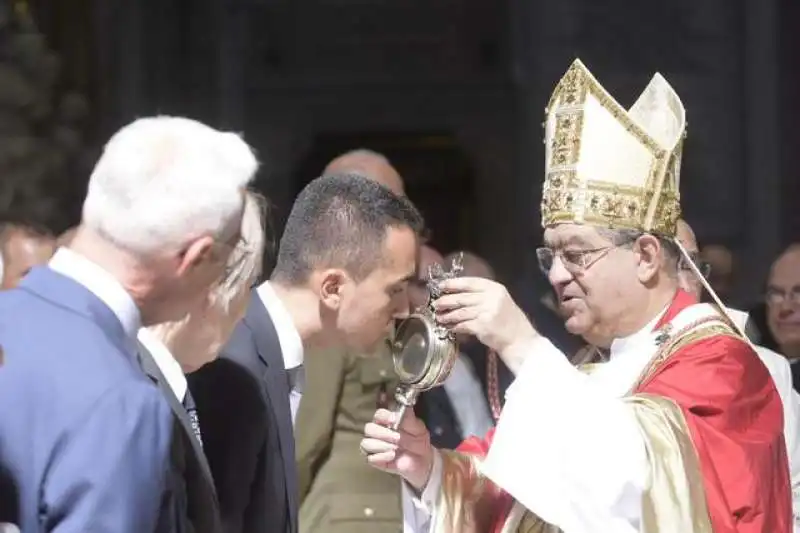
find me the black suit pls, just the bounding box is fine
[137,346,222,533]
[188,291,297,533]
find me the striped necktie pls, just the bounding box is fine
[183,390,203,447]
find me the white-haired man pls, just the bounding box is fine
[362,60,791,532]
[0,116,257,533]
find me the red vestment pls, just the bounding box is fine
[456,291,792,533]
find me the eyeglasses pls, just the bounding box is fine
[766,286,800,307]
[535,246,616,275]
[678,251,712,279]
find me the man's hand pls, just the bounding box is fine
[434,277,539,354]
[361,409,434,491]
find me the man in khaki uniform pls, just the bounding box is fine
[296,149,411,532]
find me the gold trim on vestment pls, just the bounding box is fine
[430,318,728,532]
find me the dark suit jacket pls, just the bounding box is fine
[0,267,173,533]
[138,345,222,533]
[0,460,18,526]
[189,290,297,533]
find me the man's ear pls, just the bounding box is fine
[318,269,349,311]
[634,234,661,284]
[176,235,216,275]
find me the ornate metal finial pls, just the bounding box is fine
[426,252,463,302]
[425,252,464,341]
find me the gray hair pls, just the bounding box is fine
[597,227,680,275]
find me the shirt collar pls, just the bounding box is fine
[256,281,304,370]
[49,247,141,339]
[136,328,188,401]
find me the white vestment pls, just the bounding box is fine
[403,304,711,533]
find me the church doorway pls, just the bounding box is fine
[292,131,479,257]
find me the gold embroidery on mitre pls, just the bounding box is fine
[540,59,686,236]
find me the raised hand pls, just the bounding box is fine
[434,276,538,354]
[361,408,434,491]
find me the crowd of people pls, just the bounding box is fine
[1,54,800,533]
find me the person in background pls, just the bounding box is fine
[189,172,423,533]
[766,244,800,390]
[135,190,267,533]
[699,243,735,303]
[297,149,412,533]
[0,222,55,289]
[0,115,256,533]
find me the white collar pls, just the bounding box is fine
[608,307,667,359]
[724,307,749,332]
[136,328,188,401]
[592,302,726,397]
[49,247,141,338]
[256,281,304,370]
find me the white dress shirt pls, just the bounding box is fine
[256,281,304,426]
[137,328,188,402]
[49,249,189,404]
[403,304,746,533]
[49,248,141,340]
[442,354,494,440]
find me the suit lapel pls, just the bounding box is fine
[21,267,133,358]
[244,292,299,530]
[137,343,217,492]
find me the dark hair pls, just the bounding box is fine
[272,173,424,284]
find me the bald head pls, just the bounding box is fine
[323,149,405,196]
[445,251,494,280]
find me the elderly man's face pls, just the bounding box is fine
[541,224,644,341]
[767,247,800,357]
[2,227,55,289]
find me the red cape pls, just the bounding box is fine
[457,291,791,533]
